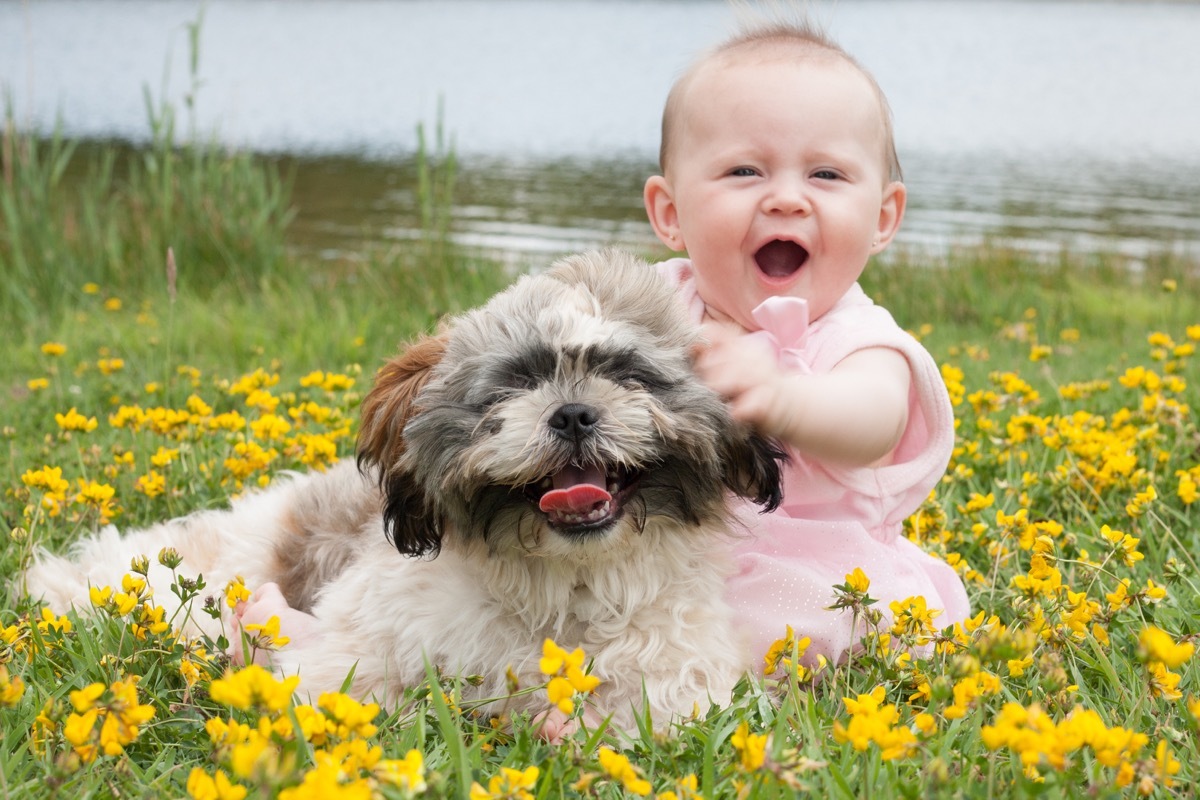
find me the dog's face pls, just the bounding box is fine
[358,249,784,561]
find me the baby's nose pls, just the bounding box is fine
[762,178,812,215]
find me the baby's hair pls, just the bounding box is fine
[658,15,903,183]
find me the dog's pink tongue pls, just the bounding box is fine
[538,464,611,513]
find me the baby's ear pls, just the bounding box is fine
[356,332,447,474]
[643,175,684,251]
[871,181,907,254]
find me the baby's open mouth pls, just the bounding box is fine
[526,462,639,533]
[755,240,809,279]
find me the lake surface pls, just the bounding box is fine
[4,0,1199,267]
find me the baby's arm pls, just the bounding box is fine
[695,323,911,466]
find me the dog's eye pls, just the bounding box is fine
[618,371,672,393]
[478,372,540,407]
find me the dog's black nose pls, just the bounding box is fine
[548,403,600,441]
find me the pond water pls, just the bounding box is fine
[4,0,1200,267]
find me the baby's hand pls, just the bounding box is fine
[694,322,794,438]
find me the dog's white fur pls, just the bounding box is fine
[23,250,784,730]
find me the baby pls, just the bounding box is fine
[643,20,971,667]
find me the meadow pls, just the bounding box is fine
[2,124,1199,799]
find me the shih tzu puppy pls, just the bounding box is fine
[23,249,784,732]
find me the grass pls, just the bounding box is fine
[2,123,1200,798]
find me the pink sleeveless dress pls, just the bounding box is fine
[657,259,971,669]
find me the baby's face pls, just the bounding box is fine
[650,56,904,331]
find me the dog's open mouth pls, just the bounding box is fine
[755,239,809,279]
[526,463,639,533]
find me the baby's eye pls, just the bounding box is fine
[812,169,842,181]
[728,166,759,177]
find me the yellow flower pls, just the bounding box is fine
[55,408,99,433]
[1138,626,1194,669]
[27,377,49,391]
[730,721,767,772]
[538,639,601,715]
[187,768,247,800]
[0,664,26,707]
[40,342,67,357]
[70,683,106,713]
[1147,662,1183,700]
[63,709,100,762]
[763,624,812,677]
[470,765,540,800]
[225,577,252,609]
[242,615,292,651]
[598,748,652,795]
[97,357,125,375]
[889,595,942,640]
[135,470,167,498]
[845,567,871,593]
[209,665,300,712]
[375,749,427,793]
[833,686,917,761]
[317,692,380,739]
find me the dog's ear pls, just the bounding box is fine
[357,333,447,473]
[722,432,787,513]
[357,333,448,558]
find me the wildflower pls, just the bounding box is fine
[1099,525,1144,567]
[1125,484,1157,518]
[97,358,125,375]
[730,722,768,772]
[209,665,299,713]
[27,377,49,391]
[0,664,26,706]
[131,603,169,639]
[1176,469,1198,504]
[244,389,280,413]
[889,596,942,642]
[832,686,917,761]
[36,607,73,636]
[251,413,292,441]
[187,768,247,800]
[135,471,167,498]
[375,749,427,793]
[982,703,1147,779]
[241,615,292,652]
[1147,662,1183,700]
[470,765,539,800]
[539,639,601,716]
[763,624,813,677]
[1138,626,1194,669]
[317,692,380,739]
[55,408,99,433]
[75,479,118,523]
[104,297,122,311]
[1140,739,1181,795]
[597,748,652,795]
[225,577,251,609]
[70,683,106,713]
[41,342,67,357]
[293,432,341,470]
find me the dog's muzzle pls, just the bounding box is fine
[526,403,642,535]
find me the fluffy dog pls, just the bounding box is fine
[23,249,784,730]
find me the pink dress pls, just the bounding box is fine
[658,259,971,669]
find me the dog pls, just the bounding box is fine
[23,249,784,731]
